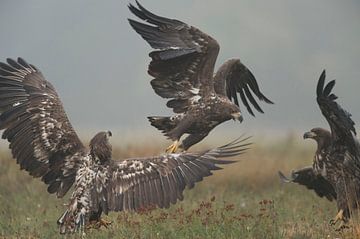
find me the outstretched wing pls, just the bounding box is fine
[102,137,251,213]
[316,70,358,154]
[128,1,220,113]
[279,167,336,201]
[214,59,273,116]
[0,58,86,197]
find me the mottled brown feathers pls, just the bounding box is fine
[128,1,272,150]
[280,71,360,223]
[0,58,86,198]
[101,136,251,213]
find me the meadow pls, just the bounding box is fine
[0,135,359,239]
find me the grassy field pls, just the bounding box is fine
[0,135,359,239]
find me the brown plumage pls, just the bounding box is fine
[58,135,251,234]
[0,57,252,234]
[90,130,112,163]
[279,70,360,230]
[0,57,86,198]
[128,1,273,152]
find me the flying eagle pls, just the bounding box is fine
[0,58,251,234]
[128,1,273,153]
[279,70,360,230]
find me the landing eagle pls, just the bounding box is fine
[279,70,360,230]
[128,1,273,153]
[0,58,251,234]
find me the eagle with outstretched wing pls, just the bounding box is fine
[279,70,360,230]
[0,58,251,234]
[128,1,273,153]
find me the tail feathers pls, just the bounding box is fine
[58,209,72,234]
[57,204,87,234]
[148,116,178,134]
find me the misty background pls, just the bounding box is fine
[0,0,359,142]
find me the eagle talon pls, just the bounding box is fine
[329,219,336,226]
[166,140,179,153]
[335,222,350,232]
[329,219,338,226]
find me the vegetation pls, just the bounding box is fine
[0,135,359,238]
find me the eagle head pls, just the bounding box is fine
[90,131,112,163]
[303,128,330,140]
[303,128,332,150]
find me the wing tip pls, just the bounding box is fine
[316,69,338,101]
[214,135,253,158]
[316,69,326,97]
[278,171,291,183]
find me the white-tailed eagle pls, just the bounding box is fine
[279,70,360,230]
[128,1,273,153]
[0,58,251,234]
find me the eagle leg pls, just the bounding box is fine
[165,140,180,153]
[329,209,346,226]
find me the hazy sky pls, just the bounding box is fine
[0,0,359,140]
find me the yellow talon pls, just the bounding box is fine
[166,140,179,153]
[329,209,345,226]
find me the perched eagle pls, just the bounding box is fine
[0,58,251,234]
[128,1,273,153]
[279,70,360,230]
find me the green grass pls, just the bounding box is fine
[0,137,359,238]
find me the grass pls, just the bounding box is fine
[0,135,359,238]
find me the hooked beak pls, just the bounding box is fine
[231,112,243,123]
[303,131,316,139]
[107,131,112,137]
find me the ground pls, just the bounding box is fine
[1,135,360,239]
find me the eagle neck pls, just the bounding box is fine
[315,136,332,154]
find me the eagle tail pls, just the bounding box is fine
[57,190,89,234]
[57,206,87,234]
[148,116,178,134]
[57,209,71,234]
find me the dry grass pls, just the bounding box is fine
[0,135,359,238]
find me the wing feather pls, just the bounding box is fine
[104,136,251,212]
[279,167,336,201]
[0,58,86,197]
[128,1,220,113]
[214,59,273,116]
[316,70,358,154]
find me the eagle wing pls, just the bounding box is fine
[214,59,273,116]
[102,137,251,213]
[128,1,220,113]
[279,167,336,201]
[316,70,358,153]
[0,58,86,197]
